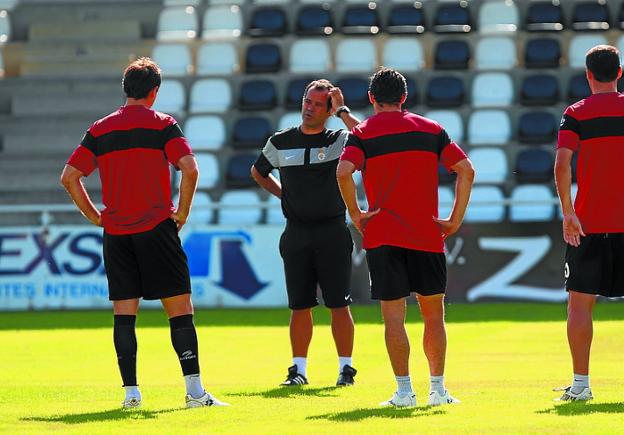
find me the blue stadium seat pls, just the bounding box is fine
[525,38,561,68]
[520,74,559,106]
[387,3,425,34]
[245,43,281,73]
[226,154,258,188]
[619,3,624,29]
[426,76,465,107]
[434,2,471,33]
[232,117,272,150]
[248,7,288,37]
[336,77,369,109]
[572,1,610,31]
[438,164,456,185]
[342,4,380,35]
[525,1,564,32]
[404,77,418,107]
[296,4,334,35]
[518,111,557,144]
[238,80,277,111]
[434,40,470,70]
[285,77,313,109]
[510,185,555,222]
[515,149,554,183]
[568,73,590,102]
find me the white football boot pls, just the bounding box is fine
[379,392,417,408]
[186,391,230,408]
[428,390,460,406]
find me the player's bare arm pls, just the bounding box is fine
[554,148,585,247]
[171,154,199,231]
[60,164,102,227]
[336,160,379,234]
[434,158,475,239]
[250,165,282,198]
[329,87,361,131]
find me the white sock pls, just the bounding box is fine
[396,375,413,397]
[293,357,307,377]
[184,374,205,399]
[430,375,445,395]
[124,385,141,400]
[338,356,352,373]
[572,374,590,393]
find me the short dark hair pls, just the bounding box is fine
[122,57,162,99]
[303,79,334,110]
[369,67,407,105]
[586,45,621,83]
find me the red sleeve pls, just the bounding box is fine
[339,133,365,170]
[67,145,97,176]
[557,107,580,152]
[440,142,467,171]
[163,122,193,167]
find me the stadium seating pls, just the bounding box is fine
[152,44,192,77]
[196,42,239,75]
[152,79,186,114]
[472,73,513,107]
[524,38,561,68]
[195,153,220,189]
[285,77,313,109]
[336,77,369,109]
[464,186,505,223]
[202,5,243,39]
[525,1,563,32]
[404,77,419,107]
[510,184,555,222]
[475,37,516,70]
[425,110,464,144]
[295,5,334,36]
[176,192,214,225]
[433,2,472,33]
[245,43,281,73]
[218,190,262,224]
[190,79,231,113]
[520,74,559,106]
[248,6,287,37]
[438,186,454,218]
[572,1,610,31]
[568,73,591,102]
[478,1,519,33]
[266,194,285,224]
[515,149,554,183]
[289,39,331,73]
[278,112,302,130]
[569,34,607,68]
[386,3,425,34]
[238,80,277,111]
[335,39,376,72]
[157,6,198,41]
[434,40,470,70]
[469,148,508,184]
[185,116,226,151]
[467,110,511,145]
[226,154,257,188]
[517,111,557,144]
[383,38,424,72]
[232,116,272,149]
[426,76,465,107]
[0,9,10,44]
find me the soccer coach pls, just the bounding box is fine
[555,45,624,402]
[60,58,227,409]
[337,67,474,407]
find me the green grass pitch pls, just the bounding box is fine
[1,303,623,434]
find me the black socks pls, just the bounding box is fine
[113,315,137,386]
[169,314,200,376]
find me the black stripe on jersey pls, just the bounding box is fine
[578,116,624,140]
[88,128,170,157]
[560,114,580,134]
[80,132,97,154]
[163,123,185,144]
[360,131,442,159]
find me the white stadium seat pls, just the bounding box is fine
[266,194,285,224]
[475,37,516,70]
[218,190,262,224]
[425,110,464,144]
[202,5,243,39]
[157,6,198,41]
[185,116,226,151]
[382,38,424,72]
[569,34,608,68]
[336,38,376,72]
[438,186,454,218]
[175,191,214,224]
[195,153,220,189]
[197,42,239,75]
[472,72,513,107]
[189,79,231,113]
[290,39,331,73]
[469,148,508,184]
[152,44,192,77]
[478,1,519,34]
[152,79,186,114]
[465,186,505,222]
[467,110,511,145]
[510,185,555,222]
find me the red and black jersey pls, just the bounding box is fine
[340,110,467,253]
[558,92,624,233]
[66,105,193,235]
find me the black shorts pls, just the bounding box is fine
[565,233,624,297]
[279,219,353,310]
[103,218,192,301]
[366,245,446,301]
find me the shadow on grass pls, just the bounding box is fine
[307,406,446,422]
[536,402,624,416]
[228,386,340,399]
[21,407,181,424]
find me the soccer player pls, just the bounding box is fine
[555,45,624,402]
[337,68,474,407]
[251,80,363,387]
[60,58,228,409]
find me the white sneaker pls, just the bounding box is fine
[428,390,460,406]
[554,386,593,402]
[186,391,230,408]
[379,392,417,408]
[121,397,141,409]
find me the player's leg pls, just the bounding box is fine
[565,290,596,399]
[315,222,356,385]
[103,231,143,408]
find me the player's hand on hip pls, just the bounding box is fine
[562,213,586,247]
[351,208,380,235]
[170,210,188,232]
[433,216,461,239]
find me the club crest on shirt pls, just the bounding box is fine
[317,148,326,161]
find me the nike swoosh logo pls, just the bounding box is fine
[285,155,295,160]
[344,295,351,300]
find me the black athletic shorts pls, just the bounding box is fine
[103,218,192,301]
[565,233,624,297]
[279,218,353,310]
[366,245,447,301]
